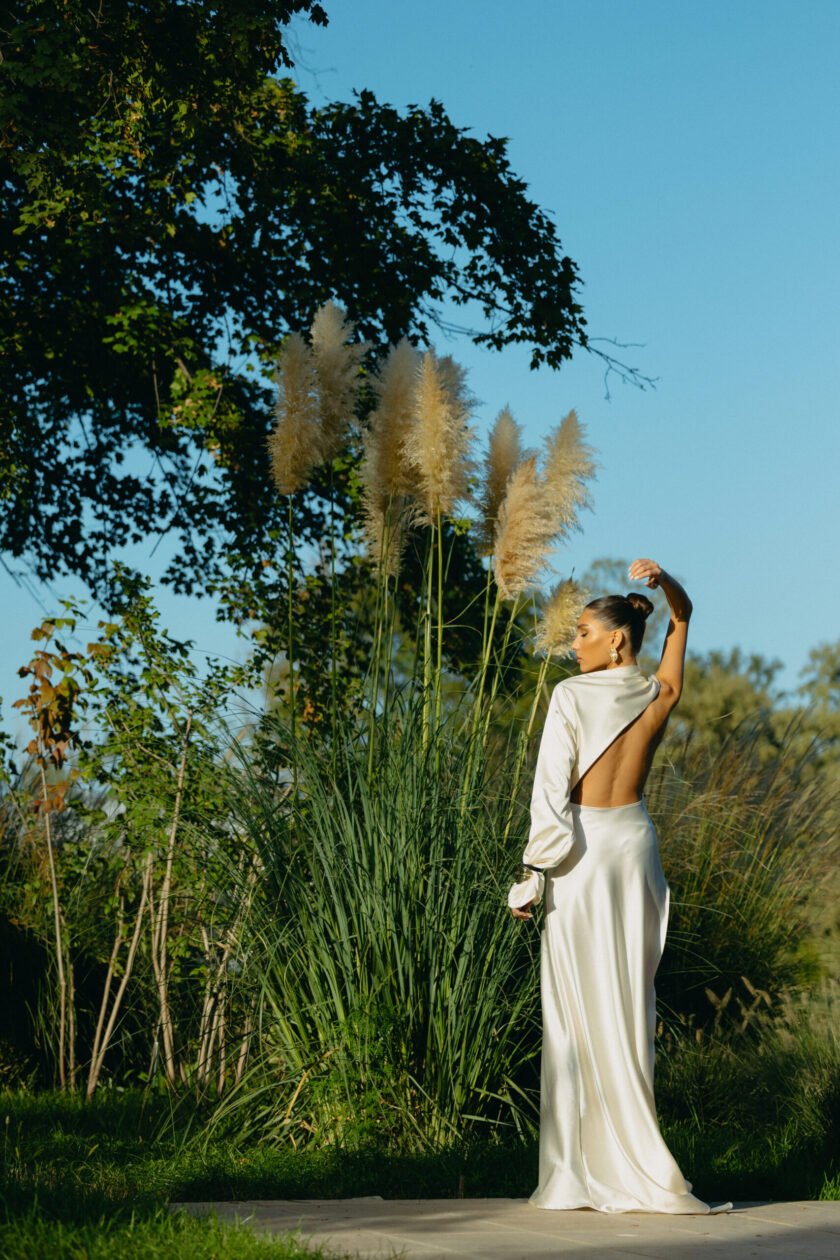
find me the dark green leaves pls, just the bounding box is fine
[1,3,586,594]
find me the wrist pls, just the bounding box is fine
[669,594,692,621]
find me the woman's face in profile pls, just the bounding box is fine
[572,610,618,673]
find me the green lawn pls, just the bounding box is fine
[0,1212,335,1260]
[0,1090,837,1257]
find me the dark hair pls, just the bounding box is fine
[585,592,654,655]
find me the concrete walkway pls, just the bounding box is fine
[176,1197,840,1258]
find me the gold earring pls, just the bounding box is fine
[610,646,619,663]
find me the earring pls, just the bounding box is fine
[610,646,619,663]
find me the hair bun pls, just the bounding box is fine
[626,592,654,621]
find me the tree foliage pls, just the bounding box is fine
[0,0,587,595]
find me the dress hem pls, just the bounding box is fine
[529,1197,721,1216]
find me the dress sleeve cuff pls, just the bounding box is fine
[507,869,545,909]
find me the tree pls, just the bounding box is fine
[668,648,784,750]
[1,1,588,597]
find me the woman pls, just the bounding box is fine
[508,558,729,1214]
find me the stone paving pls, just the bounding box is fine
[176,1197,840,1258]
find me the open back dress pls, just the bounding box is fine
[508,664,724,1214]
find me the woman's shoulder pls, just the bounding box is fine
[550,676,584,713]
[552,672,596,699]
[553,668,660,703]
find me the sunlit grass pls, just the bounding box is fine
[0,1211,334,1260]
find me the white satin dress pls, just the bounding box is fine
[509,665,723,1214]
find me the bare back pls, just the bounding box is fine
[568,562,692,809]
[569,689,674,807]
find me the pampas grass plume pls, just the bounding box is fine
[542,409,597,535]
[533,578,588,657]
[360,338,421,570]
[436,353,472,410]
[310,300,368,462]
[401,349,476,524]
[477,406,524,556]
[268,332,321,495]
[492,455,556,600]
[365,339,420,500]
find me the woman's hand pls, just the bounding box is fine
[628,558,663,589]
[510,902,535,920]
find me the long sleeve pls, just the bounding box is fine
[508,685,577,909]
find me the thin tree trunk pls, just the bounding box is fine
[234,1011,254,1085]
[216,990,227,1094]
[148,1021,161,1083]
[66,933,77,1089]
[196,924,217,1087]
[203,986,221,1083]
[86,854,153,1097]
[148,882,176,1086]
[86,897,124,1095]
[197,920,243,1091]
[39,768,70,1090]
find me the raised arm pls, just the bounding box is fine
[627,559,693,704]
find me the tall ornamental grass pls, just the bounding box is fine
[649,720,834,1034]
[208,697,542,1151]
[656,983,840,1142]
[648,719,839,1152]
[197,699,840,1154]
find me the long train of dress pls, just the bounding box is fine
[531,797,714,1214]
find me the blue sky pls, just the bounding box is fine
[3,0,838,739]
